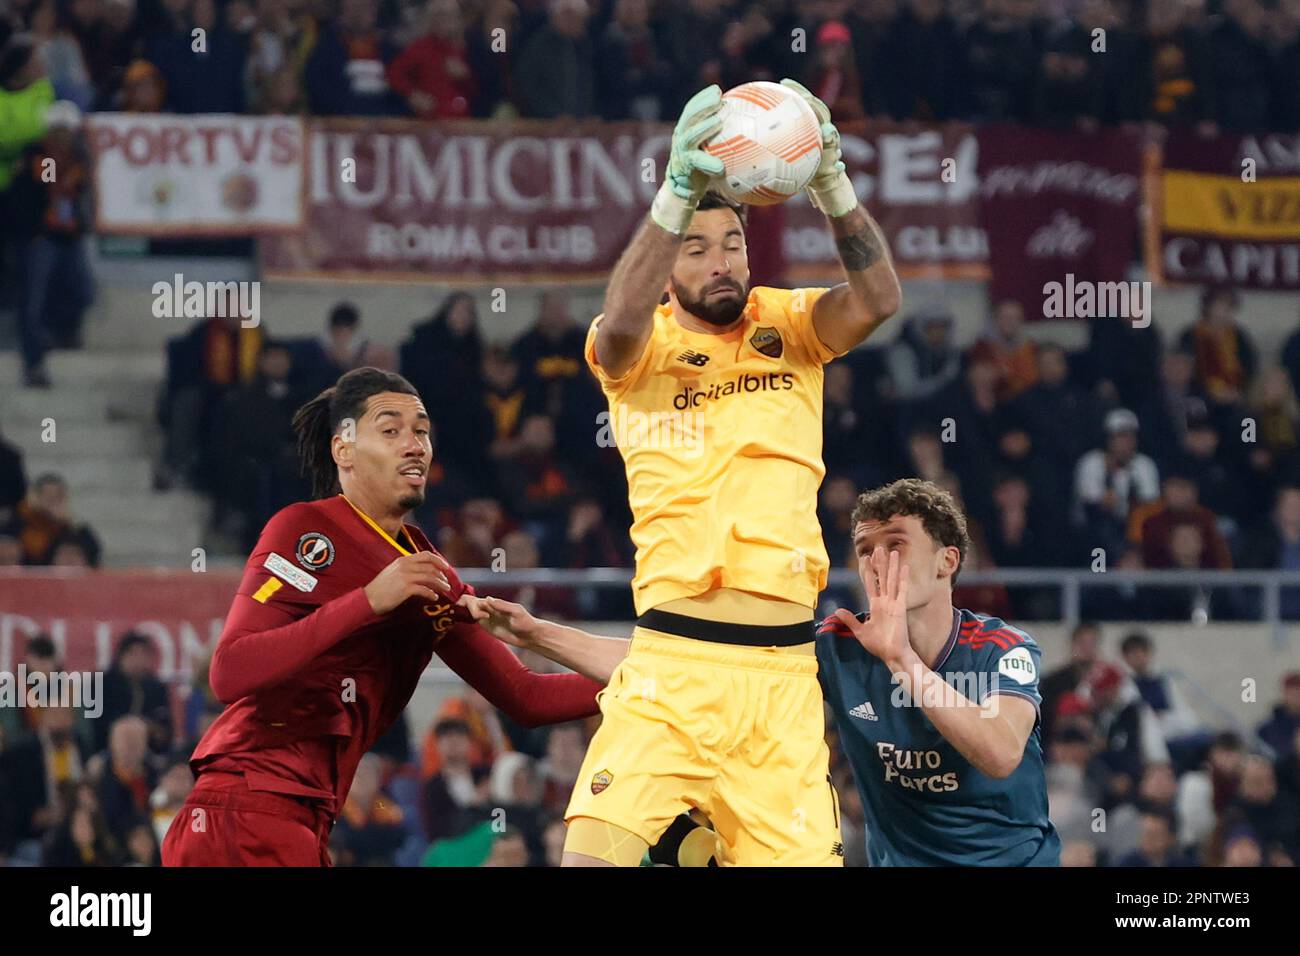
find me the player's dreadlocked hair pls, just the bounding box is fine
[292,367,421,500]
[851,478,971,585]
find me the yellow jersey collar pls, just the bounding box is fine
[340,494,418,556]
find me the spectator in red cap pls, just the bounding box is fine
[1258,672,1300,759]
[1040,621,1104,744]
[1087,661,1169,807]
[807,19,865,121]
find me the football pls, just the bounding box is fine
[703,81,824,206]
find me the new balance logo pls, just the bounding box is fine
[850,700,878,721]
[677,350,710,366]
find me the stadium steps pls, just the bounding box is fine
[0,351,210,569]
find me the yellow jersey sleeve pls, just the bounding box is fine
[585,313,658,397]
[751,286,843,365]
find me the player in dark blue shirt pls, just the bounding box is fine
[816,477,1058,865]
[817,605,1057,864]
[464,477,1059,865]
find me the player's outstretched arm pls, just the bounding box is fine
[463,595,630,685]
[779,78,901,354]
[434,614,606,728]
[597,86,725,379]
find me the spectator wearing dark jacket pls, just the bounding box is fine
[95,716,157,848]
[1040,621,1103,746]
[156,315,266,491]
[883,0,963,120]
[401,292,489,482]
[1257,673,1300,759]
[421,719,489,842]
[514,0,594,118]
[1138,350,1205,466]
[144,0,246,113]
[959,0,1040,122]
[1222,755,1300,859]
[1113,808,1195,866]
[304,0,402,116]
[594,0,671,119]
[292,302,394,395]
[1178,287,1257,416]
[42,804,120,867]
[1273,2,1300,130]
[97,633,174,756]
[1080,314,1162,417]
[217,343,311,544]
[1204,0,1273,132]
[1240,487,1300,619]
[0,429,26,523]
[1136,0,1215,126]
[883,306,962,433]
[7,100,94,387]
[1014,344,1104,491]
[1178,408,1245,525]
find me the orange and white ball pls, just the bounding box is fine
[703,81,823,206]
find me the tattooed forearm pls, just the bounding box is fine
[831,207,886,272]
[810,203,901,351]
[836,228,884,271]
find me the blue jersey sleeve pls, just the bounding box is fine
[977,630,1043,719]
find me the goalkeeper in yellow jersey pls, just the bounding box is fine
[556,81,900,866]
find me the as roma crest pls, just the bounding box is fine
[591,769,613,795]
[749,326,783,359]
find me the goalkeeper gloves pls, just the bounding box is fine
[651,85,726,236]
[780,78,859,218]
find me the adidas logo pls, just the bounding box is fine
[849,700,878,721]
[677,350,710,366]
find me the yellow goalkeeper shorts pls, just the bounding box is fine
[564,619,843,866]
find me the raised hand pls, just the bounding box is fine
[363,552,452,616]
[833,546,911,668]
[780,77,857,217]
[652,85,727,235]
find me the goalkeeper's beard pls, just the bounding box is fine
[671,276,748,327]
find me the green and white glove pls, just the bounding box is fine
[780,78,858,218]
[651,85,726,236]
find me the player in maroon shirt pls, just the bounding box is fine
[162,367,601,866]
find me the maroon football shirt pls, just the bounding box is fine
[191,494,599,815]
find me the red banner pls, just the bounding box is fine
[258,118,987,283]
[977,124,1144,319]
[1151,131,1300,290]
[0,570,241,680]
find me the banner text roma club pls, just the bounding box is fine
[80,115,1300,292]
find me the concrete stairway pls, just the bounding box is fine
[0,350,210,569]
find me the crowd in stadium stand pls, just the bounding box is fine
[132,283,1300,629]
[1,624,1298,866]
[0,0,1297,127]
